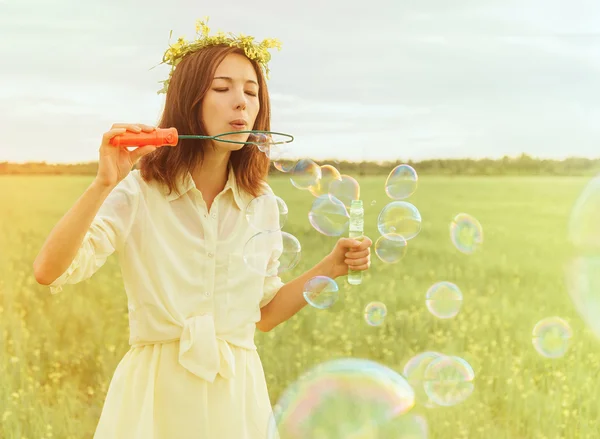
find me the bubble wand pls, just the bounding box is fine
[109,128,294,148]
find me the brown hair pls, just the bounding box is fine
[138,45,272,198]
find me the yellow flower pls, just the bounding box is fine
[154,16,282,94]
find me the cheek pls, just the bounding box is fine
[250,100,261,120]
[201,99,223,126]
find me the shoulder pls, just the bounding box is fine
[105,170,143,207]
[116,170,143,196]
[257,180,276,196]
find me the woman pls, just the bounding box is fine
[33,28,372,439]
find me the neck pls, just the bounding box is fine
[191,148,231,198]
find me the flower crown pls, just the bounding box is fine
[153,17,282,95]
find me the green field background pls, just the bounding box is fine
[1,174,598,439]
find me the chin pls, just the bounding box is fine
[223,132,250,150]
[227,143,246,152]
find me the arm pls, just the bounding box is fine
[256,236,373,332]
[33,175,139,295]
[33,180,117,285]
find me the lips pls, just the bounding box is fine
[230,119,247,129]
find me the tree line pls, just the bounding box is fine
[0,154,599,176]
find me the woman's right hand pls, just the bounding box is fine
[95,123,158,188]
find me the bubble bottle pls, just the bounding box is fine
[348,199,364,285]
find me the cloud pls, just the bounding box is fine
[1,0,600,162]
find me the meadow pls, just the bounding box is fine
[0,173,598,438]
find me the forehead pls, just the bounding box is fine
[214,53,258,83]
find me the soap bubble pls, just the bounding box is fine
[423,355,475,407]
[565,257,600,341]
[425,282,463,319]
[290,159,321,190]
[245,193,288,232]
[248,132,294,169]
[378,201,422,241]
[308,195,350,237]
[450,213,483,254]
[308,164,342,197]
[303,276,339,309]
[565,174,600,341]
[402,351,444,408]
[268,358,415,439]
[532,316,573,358]
[364,301,387,326]
[243,231,301,276]
[329,174,360,209]
[385,164,418,200]
[374,233,408,264]
[270,144,297,173]
[568,174,600,250]
[248,132,272,151]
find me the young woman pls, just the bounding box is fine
[33,33,372,439]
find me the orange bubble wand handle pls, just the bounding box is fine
[109,128,179,147]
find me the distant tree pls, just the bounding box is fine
[1,156,599,177]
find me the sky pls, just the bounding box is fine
[1,0,600,163]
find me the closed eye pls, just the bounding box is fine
[213,88,257,96]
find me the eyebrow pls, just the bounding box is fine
[213,76,259,86]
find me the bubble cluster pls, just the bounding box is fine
[364,301,387,326]
[532,317,572,358]
[385,164,418,200]
[450,213,483,254]
[303,276,339,309]
[425,282,463,319]
[268,358,415,439]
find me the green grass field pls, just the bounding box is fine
[1,174,599,438]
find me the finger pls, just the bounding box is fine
[101,128,127,144]
[138,124,156,132]
[129,145,157,162]
[358,236,373,249]
[110,123,155,132]
[345,256,369,267]
[338,237,362,249]
[345,248,369,259]
[111,123,142,133]
[347,261,370,271]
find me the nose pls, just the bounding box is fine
[234,91,247,111]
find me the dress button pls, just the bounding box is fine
[205,291,211,297]
[211,213,217,219]
[208,252,214,258]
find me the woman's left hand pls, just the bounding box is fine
[321,236,373,279]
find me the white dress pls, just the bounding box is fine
[49,166,285,438]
